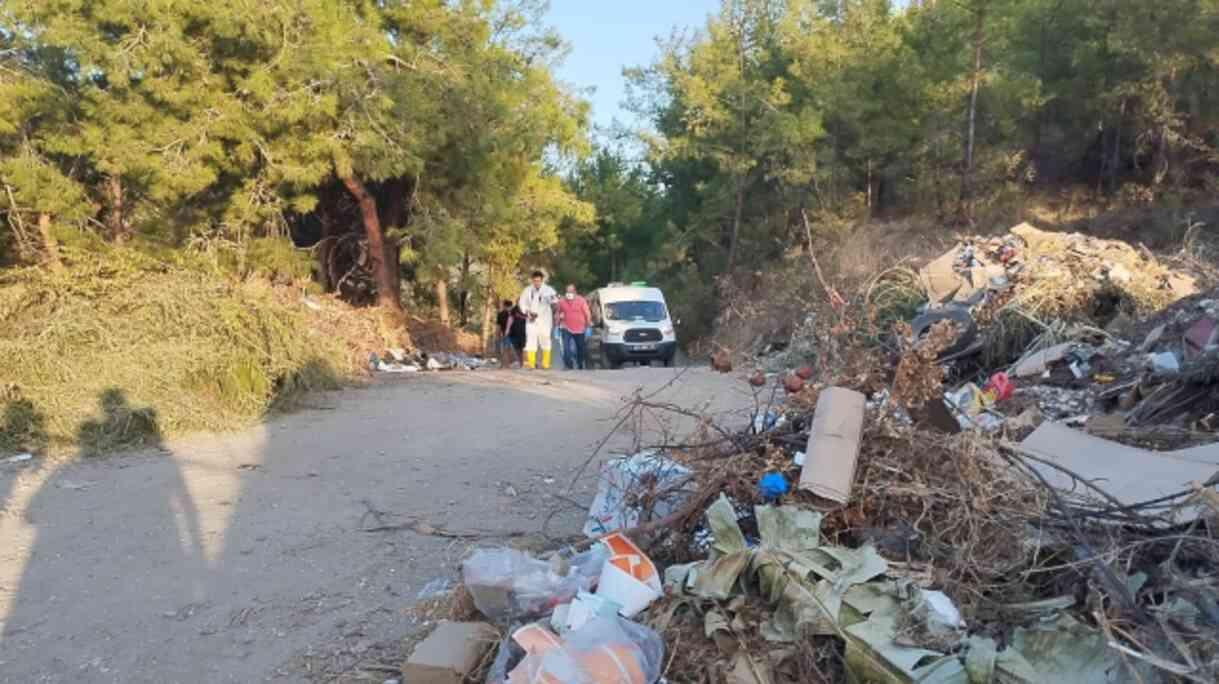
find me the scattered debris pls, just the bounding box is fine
[757,472,789,500]
[499,617,664,684]
[1184,317,1219,360]
[383,222,1219,684]
[3,452,34,464]
[1013,342,1073,378]
[583,452,692,538]
[1149,351,1182,373]
[461,546,608,622]
[416,577,454,601]
[368,349,496,374]
[401,621,497,684]
[551,591,622,634]
[712,350,734,373]
[593,533,662,618]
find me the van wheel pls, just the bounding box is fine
[663,355,675,368]
[609,359,623,370]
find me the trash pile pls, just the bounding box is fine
[401,534,667,684]
[368,348,497,373]
[911,224,1219,456]
[400,223,1219,683]
[918,222,1196,317]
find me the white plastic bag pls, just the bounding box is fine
[583,452,692,538]
[463,547,609,622]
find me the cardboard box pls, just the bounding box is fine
[799,387,866,504]
[919,248,967,304]
[403,621,498,684]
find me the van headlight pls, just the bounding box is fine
[662,324,675,338]
[606,325,625,343]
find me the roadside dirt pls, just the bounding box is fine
[0,368,748,683]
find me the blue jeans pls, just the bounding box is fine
[562,329,587,370]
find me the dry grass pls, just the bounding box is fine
[824,219,953,289]
[0,242,369,455]
[708,220,947,363]
[409,316,485,355]
[828,422,1048,601]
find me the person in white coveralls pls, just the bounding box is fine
[517,270,557,369]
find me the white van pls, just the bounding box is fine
[586,283,677,368]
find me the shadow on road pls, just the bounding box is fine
[0,398,48,519]
[0,370,749,681]
[1,389,206,681]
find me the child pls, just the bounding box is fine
[495,300,515,366]
[506,302,528,367]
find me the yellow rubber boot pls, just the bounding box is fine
[542,350,552,370]
[525,350,537,369]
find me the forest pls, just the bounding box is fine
[0,0,591,328]
[4,0,1218,323]
[2,0,1219,447]
[559,0,1219,338]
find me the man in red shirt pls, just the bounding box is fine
[556,284,592,370]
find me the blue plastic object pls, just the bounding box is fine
[758,472,790,500]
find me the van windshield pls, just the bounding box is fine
[606,301,667,322]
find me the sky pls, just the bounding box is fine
[545,0,722,131]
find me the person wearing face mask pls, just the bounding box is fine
[517,270,558,369]
[556,283,592,370]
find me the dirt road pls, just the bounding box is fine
[0,368,748,683]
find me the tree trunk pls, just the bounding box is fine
[1154,123,1169,188]
[1153,70,1174,189]
[434,277,450,327]
[960,5,985,224]
[1095,5,1118,195]
[38,213,62,270]
[1110,99,1125,193]
[338,171,404,315]
[866,159,874,215]
[480,279,496,355]
[459,251,471,326]
[3,183,35,260]
[727,175,746,273]
[1033,15,1049,169]
[106,175,130,242]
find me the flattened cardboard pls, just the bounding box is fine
[404,621,498,684]
[1019,423,1219,521]
[799,387,866,504]
[1012,343,1073,378]
[1184,317,1219,360]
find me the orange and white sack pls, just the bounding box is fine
[508,618,664,684]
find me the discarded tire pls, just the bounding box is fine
[910,306,978,359]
